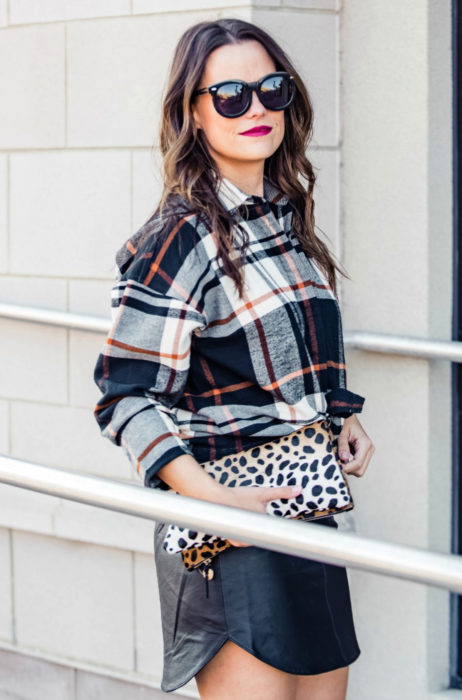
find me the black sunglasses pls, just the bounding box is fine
[192,71,296,118]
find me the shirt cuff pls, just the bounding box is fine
[144,445,192,490]
[325,387,365,418]
[113,398,194,489]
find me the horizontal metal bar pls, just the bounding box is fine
[1,302,461,362]
[1,454,461,594]
[0,302,110,333]
[344,330,462,362]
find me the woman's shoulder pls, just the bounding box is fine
[114,199,210,285]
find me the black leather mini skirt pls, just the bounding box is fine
[153,516,361,693]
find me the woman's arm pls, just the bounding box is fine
[93,219,210,490]
[157,453,305,519]
[93,279,206,489]
[158,453,306,549]
[157,453,236,505]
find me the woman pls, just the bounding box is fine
[93,17,375,700]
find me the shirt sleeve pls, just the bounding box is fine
[325,387,365,418]
[325,386,365,439]
[93,217,208,489]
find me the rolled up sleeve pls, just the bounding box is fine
[325,386,365,439]
[93,224,208,488]
[325,387,365,418]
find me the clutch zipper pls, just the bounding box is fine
[197,557,215,598]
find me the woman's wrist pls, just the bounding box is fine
[194,478,237,507]
[156,453,237,506]
[343,413,359,423]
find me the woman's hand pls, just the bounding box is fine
[337,414,375,477]
[224,484,303,547]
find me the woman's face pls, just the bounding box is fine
[191,40,286,177]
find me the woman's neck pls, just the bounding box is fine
[217,167,265,198]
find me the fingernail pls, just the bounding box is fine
[340,451,348,460]
[291,485,302,495]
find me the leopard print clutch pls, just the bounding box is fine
[162,418,354,573]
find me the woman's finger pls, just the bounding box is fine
[357,448,374,476]
[341,440,374,476]
[261,485,302,501]
[228,539,252,547]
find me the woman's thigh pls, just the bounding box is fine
[195,639,297,700]
[295,665,349,700]
[195,639,349,700]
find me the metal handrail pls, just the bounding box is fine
[345,330,462,362]
[0,301,109,333]
[1,301,461,361]
[1,454,461,595]
[2,302,461,594]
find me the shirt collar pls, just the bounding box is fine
[217,175,290,212]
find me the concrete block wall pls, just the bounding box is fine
[0,2,343,698]
[2,1,456,699]
[340,1,455,699]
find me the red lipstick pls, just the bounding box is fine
[239,126,273,136]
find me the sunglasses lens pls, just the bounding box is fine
[259,74,295,110]
[211,74,296,117]
[215,83,250,117]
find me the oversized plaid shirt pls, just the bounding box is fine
[93,175,365,489]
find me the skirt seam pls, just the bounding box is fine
[321,561,350,666]
[217,553,232,633]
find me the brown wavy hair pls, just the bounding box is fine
[149,17,349,299]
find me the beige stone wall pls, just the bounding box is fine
[0,1,455,698]
[341,2,454,699]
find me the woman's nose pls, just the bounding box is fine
[247,88,266,115]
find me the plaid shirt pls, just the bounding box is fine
[93,175,365,489]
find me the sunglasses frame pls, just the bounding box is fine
[192,71,296,118]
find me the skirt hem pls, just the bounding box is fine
[161,635,229,693]
[160,635,361,693]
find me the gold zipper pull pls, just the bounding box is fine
[200,559,215,597]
